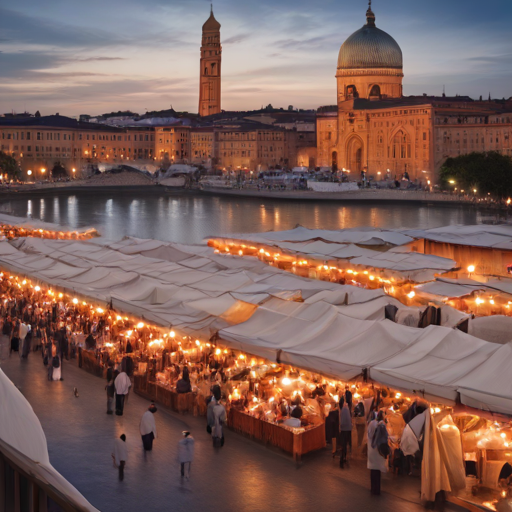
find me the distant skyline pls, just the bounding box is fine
[1,0,511,117]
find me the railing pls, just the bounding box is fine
[0,440,98,512]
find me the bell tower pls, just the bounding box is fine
[199,6,222,116]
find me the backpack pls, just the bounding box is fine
[52,356,60,368]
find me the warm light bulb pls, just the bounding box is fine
[407,291,415,299]
[282,377,292,386]
[467,265,475,273]
[170,330,176,338]
[72,298,78,304]
[137,322,144,329]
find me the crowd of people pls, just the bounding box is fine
[0,269,416,497]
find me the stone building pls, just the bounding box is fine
[317,3,512,182]
[0,115,174,176]
[198,7,222,117]
[0,115,306,175]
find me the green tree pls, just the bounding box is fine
[0,151,19,179]
[439,152,512,198]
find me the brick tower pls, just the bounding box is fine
[198,6,222,116]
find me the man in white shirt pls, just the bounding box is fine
[114,371,131,416]
[112,434,127,480]
[139,403,158,450]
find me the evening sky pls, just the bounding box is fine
[0,0,511,116]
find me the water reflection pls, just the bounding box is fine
[0,191,497,244]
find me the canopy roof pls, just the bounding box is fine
[404,225,512,250]
[213,227,456,282]
[0,234,509,415]
[0,368,99,511]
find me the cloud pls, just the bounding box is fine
[76,57,126,62]
[467,54,512,65]
[0,51,69,75]
[274,34,339,51]
[0,7,127,48]
[223,34,250,45]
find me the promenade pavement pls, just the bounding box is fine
[0,342,461,512]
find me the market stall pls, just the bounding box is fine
[2,226,512,509]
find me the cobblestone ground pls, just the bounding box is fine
[0,342,460,512]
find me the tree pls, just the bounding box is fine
[0,151,19,179]
[439,152,512,198]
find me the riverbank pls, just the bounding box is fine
[198,186,494,206]
[0,180,506,211]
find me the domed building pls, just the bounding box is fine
[315,2,512,182]
[336,4,403,101]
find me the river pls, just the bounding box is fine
[0,190,502,243]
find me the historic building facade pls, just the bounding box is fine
[198,8,222,117]
[317,3,512,182]
[0,116,310,174]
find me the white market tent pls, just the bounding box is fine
[0,368,100,511]
[404,225,512,250]
[0,213,97,236]
[0,235,509,415]
[212,227,457,282]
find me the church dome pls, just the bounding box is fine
[337,6,402,70]
[203,9,221,31]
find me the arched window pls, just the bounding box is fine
[377,131,384,145]
[204,67,208,76]
[391,130,411,159]
[369,85,381,97]
[346,85,359,99]
[211,63,216,76]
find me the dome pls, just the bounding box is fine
[337,7,402,70]
[203,8,221,32]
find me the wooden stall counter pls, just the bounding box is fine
[228,408,325,461]
[134,374,196,414]
[79,348,105,378]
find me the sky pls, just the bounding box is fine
[1,0,511,117]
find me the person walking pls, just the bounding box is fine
[178,431,195,479]
[21,325,32,359]
[106,362,115,415]
[112,434,127,481]
[367,410,390,495]
[211,395,226,447]
[139,403,158,451]
[339,397,352,468]
[18,321,28,358]
[114,370,131,416]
